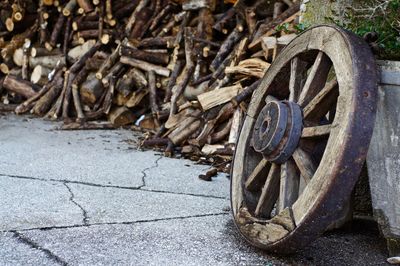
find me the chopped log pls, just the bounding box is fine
[63,0,77,17]
[120,46,169,65]
[138,36,175,48]
[31,47,63,58]
[101,62,125,87]
[197,84,242,111]
[210,27,244,72]
[32,77,64,116]
[80,76,104,105]
[228,107,243,144]
[225,58,270,78]
[67,40,96,62]
[108,106,135,126]
[142,137,170,147]
[164,59,183,103]
[198,168,218,181]
[125,0,150,36]
[125,89,148,108]
[13,48,24,66]
[69,40,102,73]
[231,79,261,106]
[169,119,202,145]
[31,65,51,86]
[148,70,159,115]
[29,55,66,69]
[77,0,94,13]
[208,118,233,144]
[1,23,38,61]
[120,56,170,77]
[15,67,64,114]
[169,27,196,116]
[3,75,38,99]
[126,67,148,90]
[46,13,66,50]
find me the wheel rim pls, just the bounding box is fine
[231,25,377,253]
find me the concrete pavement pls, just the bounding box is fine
[0,114,389,265]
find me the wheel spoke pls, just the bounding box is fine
[301,124,332,138]
[245,158,271,191]
[255,163,281,217]
[288,57,307,102]
[278,159,300,211]
[298,51,331,107]
[292,148,316,184]
[303,79,339,121]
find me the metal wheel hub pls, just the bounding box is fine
[252,100,303,164]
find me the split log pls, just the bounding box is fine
[197,84,242,111]
[108,106,135,126]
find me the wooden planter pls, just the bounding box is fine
[367,60,400,256]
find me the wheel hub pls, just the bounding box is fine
[252,100,303,164]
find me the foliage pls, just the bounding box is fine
[334,0,400,59]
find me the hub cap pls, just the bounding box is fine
[252,100,303,164]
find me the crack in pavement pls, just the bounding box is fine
[138,155,163,189]
[12,231,68,266]
[3,213,229,233]
[0,172,227,200]
[63,183,89,225]
[140,188,226,199]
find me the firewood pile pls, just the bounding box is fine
[0,0,300,172]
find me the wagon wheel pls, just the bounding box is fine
[231,25,377,253]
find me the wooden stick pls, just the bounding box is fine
[120,56,170,77]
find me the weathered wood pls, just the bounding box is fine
[298,51,331,107]
[108,106,135,126]
[31,65,51,86]
[210,27,244,72]
[367,61,400,256]
[303,79,339,121]
[301,125,332,138]
[278,160,299,211]
[32,77,64,116]
[80,76,104,105]
[232,26,377,252]
[197,84,242,111]
[245,159,270,191]
[120,46,169,65]
[255,163,280,217]
[3,75,38,98]
[292,148,316,184]
[120,56,170,77]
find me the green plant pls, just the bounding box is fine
[334,0,400,59]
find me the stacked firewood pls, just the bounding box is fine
[0,0,300,171]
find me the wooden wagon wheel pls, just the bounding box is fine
[230,25,378,253]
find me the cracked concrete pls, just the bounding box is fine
[63,183,89,225]
[0,114,389,265]
[12,231,68,265]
